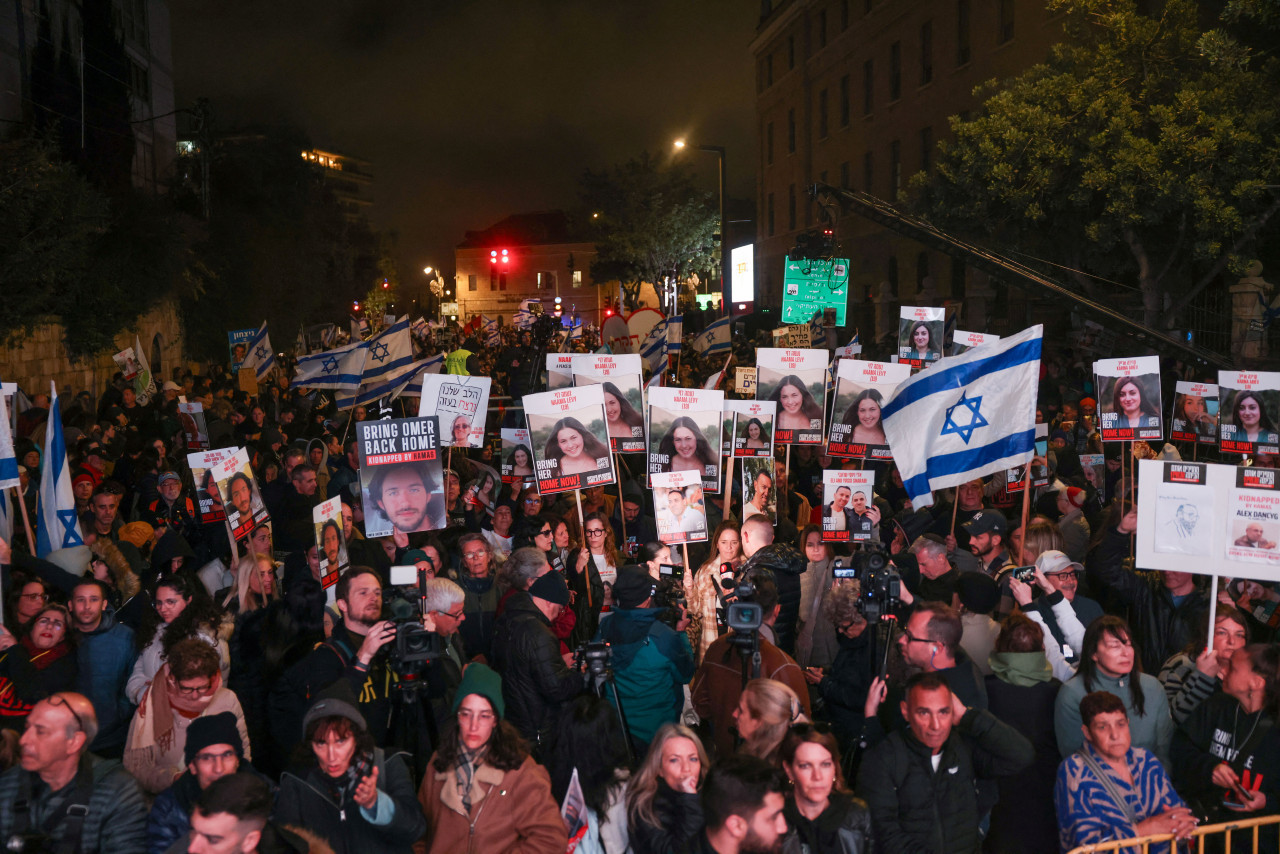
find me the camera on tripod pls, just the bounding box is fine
[387,564,445,668]
[574,640,612,679]
[836,545,901,624]
[654,563,686,611]
[725,577,763,636]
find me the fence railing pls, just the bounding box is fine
[1066,813,1280,853]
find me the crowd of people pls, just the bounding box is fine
[0,313,1277,854]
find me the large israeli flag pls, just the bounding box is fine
[692,317,731,355]
[36,383,84,557]
[400,353,446,398]
[293,340,368,390]
[239,322,276,381]
[361,319,413,383]
[881,325,1042,509]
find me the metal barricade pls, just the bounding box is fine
[1066,814,1280,854]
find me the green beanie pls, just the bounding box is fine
[451,663,506,719]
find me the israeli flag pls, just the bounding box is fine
[400,353,446,398]
[645,357,667,390]
[37,383,84,557]
[513,308,535,330]
[482,315,501,347]
[692,317,731,355]
[666,315,683,353]
[361,319,414,383]
[881,325,1042,509]
[640,321,668,373]
[240,322,276,381]
[293,340,368,390]
[851,330,860,345]
[348,350,428,408]
[809,313,826,347]
[410,317,429,340]
[0,389,19,490]
[0,490,11,548]
[568,320,583,342]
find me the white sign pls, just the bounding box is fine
[730,243,754,304]
[417,375,491,448]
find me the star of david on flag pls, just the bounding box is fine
[239,322,276,381]
[940,392,988,444]
[320,356,339,375]
[293,339,368,390]
[36,382,84,557]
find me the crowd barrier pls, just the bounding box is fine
[1066,813,1280,853]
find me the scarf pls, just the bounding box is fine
[454,743,489,814]
[0,640,72,718]
[137,663,222,755]
[989,650,1054,687]
[20,637,73,668]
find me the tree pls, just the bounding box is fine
[911,0,1280,329]
[581,152,719,311]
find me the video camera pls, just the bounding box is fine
[654,563,686,612]
[387,564,444,668]
[574,640,612,679]
[839,544,901,624]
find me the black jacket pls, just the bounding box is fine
[816,629,873,749]
[490,591,582,751]
[984,671,1062,854]
[632,779,703,854]
[857,708,1034,854]
[742,543,806,655]
[782,792,873,854]
[1086,525,1209,673]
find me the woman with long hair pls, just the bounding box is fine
[1230,389,1280,444]
[603,382,645,442]
[796,525,838,668]
[842,388,887,446]
[0,603,78,729]
[569,511,621,646]
[127,572,228,705]
[743,417,770,450]
[904,320,940,361]
[1177,392,1217,438]
[734,678,805,764]
[769,375,825,432]
[418,665,565,853]
[546,694,632,853]
[544,417,611,477]
[626,723,708,854]
[779,723,873,854]
[688,521,744,661]
[228,552,278,614]
[658,416,718,476]
[1109,376,1160,429]
[508,444,535,477]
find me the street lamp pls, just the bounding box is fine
[423,264,444,321]
[674,138,727,319]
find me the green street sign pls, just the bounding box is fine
[781,256,849,326]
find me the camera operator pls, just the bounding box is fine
[0,693,148,854]
[490,548,583,757]
[691,570,810,758]
[595,566,695,754]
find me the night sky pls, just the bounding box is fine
[171,0,758,285]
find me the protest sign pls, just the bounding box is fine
[735,367,757,396]
[417,374,491,448]
[1170,381,1219,445]
[501,428,535,484]
[213,448,269,545]
[898,306,945,368]
[756,348,827,445]
[178,402,209,450]
[547,353,575,390]
[647,386,725,491]
[1218,371,1280,456]
[187,448,236,523]
[827,359,911,460]
[741,458,777,524]
[726,399,777,458]
[1094,356,1163,442]
[572,354,646,453]
[112,347,143,381]
[313,496,347,592]
[949,330,1000,357]
[821,469,876,543]
[228,329,256,371]
[772,324,812,349]
[357,416,446,538]
[652,470,709,545]
[525,385,616,495]
[1080,453,1106,502]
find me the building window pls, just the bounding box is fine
[818,9,827,47]
[788,108,796,153]
[788,35,795,69]
[890,140,901,200]
[766,121,774,165]
[863,60,874,114]
[468,274,477,292]
[920,125,933,172]
[998,0,1015,43]
[889,41,901,101]
[818,89,828,138]
[536,272,557,289]
[920,20,933,84]
[841,0,849,30]
[768,193,775,236]
[572,270,583,285]
[128,59,150,101]
[788,184,797,230]
[863,151,873,192]
[840,160,851,189]
[839,74,850,126]
[957,0,971,65]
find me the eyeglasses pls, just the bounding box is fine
[586,529,606,538]
[444,608,466,621]
[463,551,487,560]
[193,748,237,763]
[175,680,214,697]
[20,592,48,601]
[1048,570,1078,581]
[900,630,932,645]
[535,528,553,537]
[47,695,85,734]
[523,497,540,505]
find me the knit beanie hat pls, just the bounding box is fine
[451,663,505,719]
[528,570,570,606]
[184,711,244,765]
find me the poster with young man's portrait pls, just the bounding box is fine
[1218,371,1280,456]
[898,306,945,368]
[741,457,778,525]
[827,359,911,460]
[357,416,446,538]
[313,495,348,590]
[188,448,235,524]
[501,428,535,484]
[647,386,724,491]
[1169,381,1219,446]
[756,348,827,445]
[652,470,709,545]
[727,400,777,458]
[821,469,877,543]
[572,354,647,454]
[1094,357,1163,442]
[214,448,269,545]
[525,385,616,495]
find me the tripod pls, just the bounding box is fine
[584,662,637,767]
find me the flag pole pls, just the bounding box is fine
[1019,464,1032,562]
[575,489,592,611]
[13,485,35,557]
[950,490,960,538]
[614,451,628,554]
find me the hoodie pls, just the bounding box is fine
[306,438,331,499]
[1171,691,1280,829]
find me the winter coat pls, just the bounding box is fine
[795,557,838,668]
[857,707,1034,854]
[629,779,703,854]
[307,438,331,499]
[457,572,502,662]
[277,750,425,854]
[75,608,138,751]
[1056,670,1174,767]
[490,591,583,751]
[781,792,874,854]
[815,629,873,748]
[126,623,228,705]
[123,686,250,794]
[0,641,78,728]
[595,607,695,745]
[1056,743,1186,854]
[228,606,271,761]
[0,755,148,854]
[1086,525,1209,673]
[566,547,608,648]
[742,543,806,655]
[416,753,565,854]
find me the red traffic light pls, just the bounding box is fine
[381,279,389,289]
[501,249,510,265]
[490,250,498,263]
[353,300,360,311]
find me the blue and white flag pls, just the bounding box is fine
[0,389,18,490]
[513,307,535,329]
[361,319,413,384]
[881,325,1043,509]
[293,340,368,390]
[401,353,446,398]
[809,313,826,347]
[851,330,860,345]
[36,383,83,557]
[351,316,370,341]
[410,317,429,341]
[482,315,501,347]
[0,490,11,549]
[666,315,683,353]
[691,317,731,355]
[240,322,276,381]
[568,321,583,342]
[640,321,668,373]
[341,356,438,407]
[646,358,667,390]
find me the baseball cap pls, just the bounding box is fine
[962,510,1007,537]
[158,471,181,486]
[1036,550,1083,575]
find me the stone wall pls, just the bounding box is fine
[0,300,184,399]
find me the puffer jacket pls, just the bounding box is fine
[0,755,148,854]
[782,792,873,854]
[741,543,806,655]
[857,707,1034,854]
[75,607,138,752]
[490,591,583,751]
[1086,525,1209,673]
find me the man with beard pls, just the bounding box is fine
[368,462,443,535]
[687,755,789,854]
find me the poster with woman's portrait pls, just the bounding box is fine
[727,400,777,458]
[1169,381,1219,446]
[501,428,535,484]
[898,306,945,368]
[572,354,646,454]
[949,330,1000,357]
[187,448,235,523]
[525,385,616,495]
[1218,371,1280,456]
[756,348,827,445]
[821,469,876,543]
[417,375,491,448]
[1094,357,1163,442]
[1080,453,1106,503]
[652,470,709,545]
[214,448,270,546]
[827,359,911,460]
[647,386,725,492]
[312,495,347,591]
[741,458,777,524]
[357,416,446,538]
